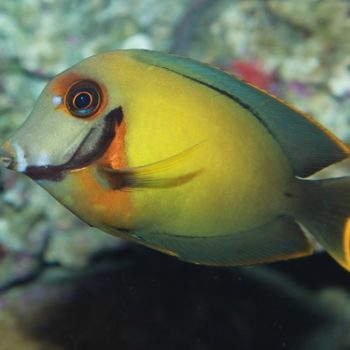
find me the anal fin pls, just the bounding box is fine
[130,216,314,266]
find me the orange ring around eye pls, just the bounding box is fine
[66,80,102,118]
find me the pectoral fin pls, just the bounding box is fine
[98,143,202,189]
[130,216,314,266]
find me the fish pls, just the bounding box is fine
[1,49,350,270]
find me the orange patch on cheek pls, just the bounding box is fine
[64,117,132,228]
[99,118,128,169]
[69,167,133,229]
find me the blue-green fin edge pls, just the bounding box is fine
[128,216,314,266]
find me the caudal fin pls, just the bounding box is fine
[296,177,350,271]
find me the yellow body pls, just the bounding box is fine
[2,50,350,269]
[46,53,292,237]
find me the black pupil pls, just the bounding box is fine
[66,80,101,118]
[75,92,91,109]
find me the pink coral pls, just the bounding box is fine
[226,59,276,91]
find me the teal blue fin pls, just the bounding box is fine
[129,216,314,266]
[129,49,350,177]
[296,177,350,271]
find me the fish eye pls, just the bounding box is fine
[66,80,102,118]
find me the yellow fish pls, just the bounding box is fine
[1,50,350,270]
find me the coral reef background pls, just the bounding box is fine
[0,1,350,349]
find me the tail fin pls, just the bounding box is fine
[296,177,350,271]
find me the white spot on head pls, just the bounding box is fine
[52,95,63,106]
[35,151,51,166]
[12,142,27,172]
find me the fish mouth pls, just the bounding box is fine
[23,106,123,181]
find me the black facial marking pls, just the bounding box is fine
[25,107,124,181]
[112,106,123,126]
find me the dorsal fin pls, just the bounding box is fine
[129,49,350,177]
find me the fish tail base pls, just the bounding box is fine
[296,176,350,271]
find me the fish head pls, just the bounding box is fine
[0,53,126,182]
[0,51,203,232]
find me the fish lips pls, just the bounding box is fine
[24,106,123,181]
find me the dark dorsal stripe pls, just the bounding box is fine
[148,63,274,137]
[130,49,349,177]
